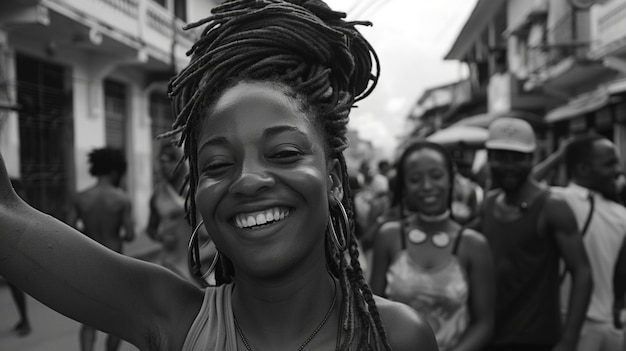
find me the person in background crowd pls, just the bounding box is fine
[5,178,32,336]
[147,141,203,284]
[476,117,592,351]
[451,172,483,226]
[370,141,494,351]
[532,134,626,351]
[378,159,393,181]
[353,160,392,277]
[66,147,135,351]
[0,1,438,350]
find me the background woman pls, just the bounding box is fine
[0,1,437,350]
[147,142,200,284]
[370,141,494,351]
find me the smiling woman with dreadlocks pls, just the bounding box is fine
[370,141,494,351]
[0,1,437,350]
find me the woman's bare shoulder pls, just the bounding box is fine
[373,295,438,351]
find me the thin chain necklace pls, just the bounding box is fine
[233,279,338,351]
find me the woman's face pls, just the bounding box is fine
[403,148,450,215]
[195,81,336,279]
[159,148,183,182]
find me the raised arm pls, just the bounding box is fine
[0,152,201,350]
[547,195,593,350]
[531,137,570,182]
[451,230,494,351]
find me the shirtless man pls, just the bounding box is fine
[67,147,135,351]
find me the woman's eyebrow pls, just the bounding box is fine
[262,125,309,140]
[198,136,229,153]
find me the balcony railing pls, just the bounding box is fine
[50,0,199,65]
[525,7,592,77]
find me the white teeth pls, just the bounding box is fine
[247,215,256,226]
[234,207,290,229]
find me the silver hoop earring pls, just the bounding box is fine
[188,220,219,286]
[328,199,350,252]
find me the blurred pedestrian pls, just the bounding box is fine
[147,141,207,284]
[477,117,592,351]
[533,134,626,351]
[66,147,135,351]
[370,141,494,351]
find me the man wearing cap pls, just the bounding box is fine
[477,117,592,351]
[533,134,626,351]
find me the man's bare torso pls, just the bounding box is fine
[74,184,129,253]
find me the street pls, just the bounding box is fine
[0,234,161,351]
[0,285,139,351]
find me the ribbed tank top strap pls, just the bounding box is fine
[399,216,407,250]
[181,284,237,351]
[451,227,465,255]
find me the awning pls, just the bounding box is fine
[545,88,609,123]
[452,110,545,129]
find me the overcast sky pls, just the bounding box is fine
[324,0,478,158]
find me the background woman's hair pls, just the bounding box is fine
[392,141,456,213]
[164,0,388,349]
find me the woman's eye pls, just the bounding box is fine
[201,159,232,174]
[431,171,444,179]
[270,149,302,160]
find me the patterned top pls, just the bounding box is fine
[385,232,469,351]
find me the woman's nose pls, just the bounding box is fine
[228,170,276,196]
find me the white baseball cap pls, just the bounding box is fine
[486,117,536,153]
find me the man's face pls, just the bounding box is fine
[587,140,621,198]
[488,149,533,194]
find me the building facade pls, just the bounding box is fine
[0,0,219,229]
[416,0,626,167]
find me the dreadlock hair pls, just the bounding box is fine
[87,147,127,177]
[163,0,387,349]
[392,141,456,219]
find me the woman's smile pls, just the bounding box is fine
[233,206,293,229]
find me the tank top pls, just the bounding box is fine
[385,226,469,351]
[182,285,238,351]
[182,285,367,351]
[482,190,560,346]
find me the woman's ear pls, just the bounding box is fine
[328,158,344,204]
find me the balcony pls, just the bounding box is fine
[35,0,200,70]
[590,0,626,59]
[523,6,610,94]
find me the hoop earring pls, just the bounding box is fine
[328,199,350,252]
[187,220,219,286]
